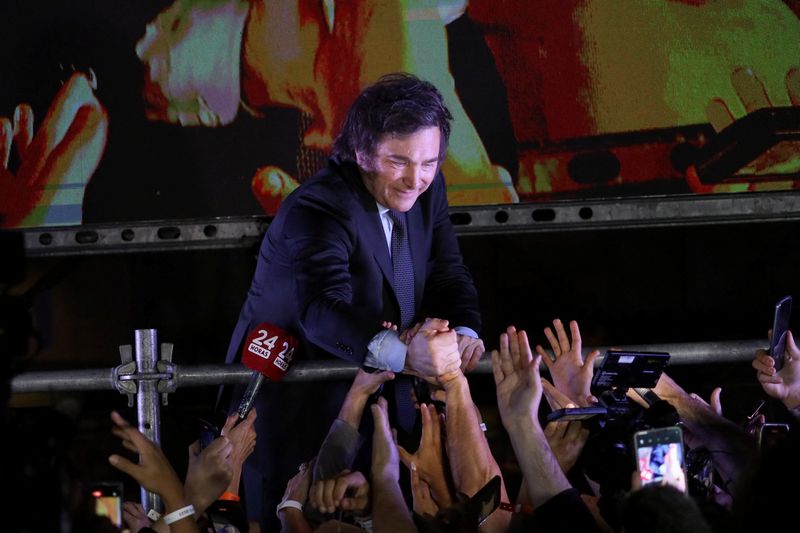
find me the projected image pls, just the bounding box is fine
[1,0,798,228]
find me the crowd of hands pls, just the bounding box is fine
[101,316,800,532]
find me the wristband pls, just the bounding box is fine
[162,504,195,525]
[219,491,240,501]
[276,499,303,518]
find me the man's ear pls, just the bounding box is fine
[355,150,370,169]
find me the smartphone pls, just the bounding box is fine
[769,295,792,370]
[88,481,123,528]
[546,406,608,423]
[758,423,791,451]
[473,475,501,526]
[592,350,671,389]
[632,426,687,492]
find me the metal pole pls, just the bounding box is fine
[10,339,767,393]
[134,329,162,514]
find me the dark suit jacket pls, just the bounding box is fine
[223,156,481,530]
[225,155,481,366]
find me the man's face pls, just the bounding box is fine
[358,126,441,212]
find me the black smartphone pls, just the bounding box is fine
[769,295,792,371]
[632,426,686,492]
[546,406,608,423]
[758,423,791,451]
[592,350,671,389]
[197,417,220,450]
[472,475,501,526]
[88,481,123,528]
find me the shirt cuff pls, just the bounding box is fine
[454,326,478,338]
[365,329,407,372]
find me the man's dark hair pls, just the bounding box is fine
[332,72,452,163]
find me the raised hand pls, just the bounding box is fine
[309,469,370,515]
[752,330,800,414]
[543,416,589,474]
[492,326,543,429]
[1,71,107,227]
[397,403,453,508]
[457,334,485,373]
[107,411,185,504]
[537,319,599,407]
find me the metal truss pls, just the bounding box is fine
[14,191,800,257]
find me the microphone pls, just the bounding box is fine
[237,322,298,420]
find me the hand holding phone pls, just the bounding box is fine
[769,295,792,371]
[633,426,687,492]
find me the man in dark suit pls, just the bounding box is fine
[223,73,485,530]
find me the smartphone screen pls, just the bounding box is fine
[633,426,686,492]
[592,350,671,389]
[769,295,792,370]
[89,481,123,528]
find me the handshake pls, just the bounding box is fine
[402,318,481,386]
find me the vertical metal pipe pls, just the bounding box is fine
[135,329,162,513]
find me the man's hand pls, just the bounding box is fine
[309,470,370,515]
[457,334,485,372]
[405,318,461,384]
[537,319,599,407]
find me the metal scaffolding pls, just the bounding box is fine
[7,329,766,514]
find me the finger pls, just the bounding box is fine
[499,330,514,376]
[709,387,723,416]
[706,97,735,132]
[554,319,570,353]
[787,67,800,107]
[731,66,772,114]
[491,350,504,385]
[585,349,601,370]
[108,454,139,477]
[543,326,560,356]
[537,344,554,371]
[13,103,34,157]
[0,117,12,168]
[569,320,582,352]
[221,412,238,436]
[518,330,533,371]
[309,479,325,512]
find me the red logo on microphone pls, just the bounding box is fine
[242,322,297,381]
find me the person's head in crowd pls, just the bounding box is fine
[621,483,712,533]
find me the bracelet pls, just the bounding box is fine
[276,499,303,518]
[219,491,240,501]
[162,504,195,525]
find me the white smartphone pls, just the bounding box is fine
[632,426,687,492]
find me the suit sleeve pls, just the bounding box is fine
[421,173,482,333]
[283,193,384,364]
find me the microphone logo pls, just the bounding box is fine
[242,323,297,381]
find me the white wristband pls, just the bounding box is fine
[276,499,304,518]
[146,509,162,522]
[162,504,195,525]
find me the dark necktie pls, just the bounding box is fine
[388,210,415,330]
[388,210,417,434]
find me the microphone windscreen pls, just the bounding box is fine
[241,322,297,382]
